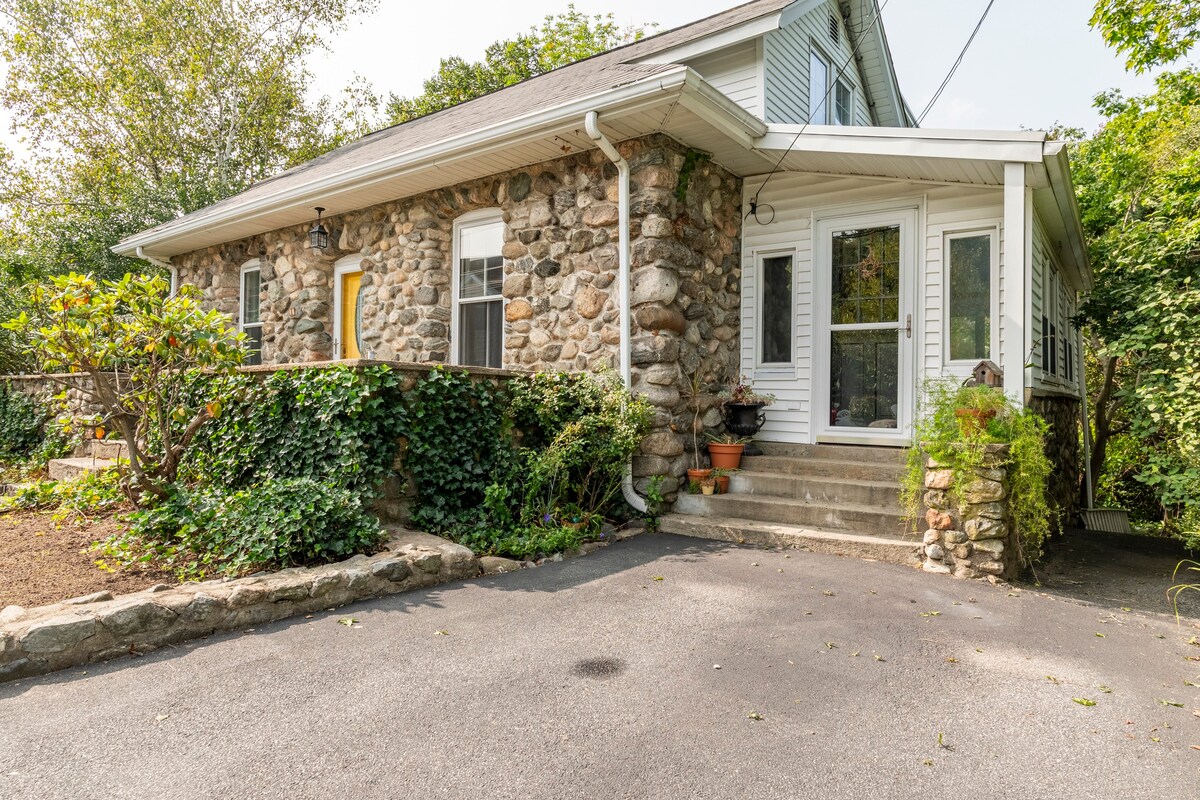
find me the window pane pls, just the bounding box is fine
[242,269,260,325]
[809,51,829,124]
[835,81,852,125]
[831,226,901,324]
[243,325,262,366]
[460,299,502,369]
[830,329,898,429]
[761,255,793,363]
[947,234,991,361]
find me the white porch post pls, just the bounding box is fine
[1001,162,1032,408]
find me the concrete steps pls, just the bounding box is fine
[674,492,908,536]
[48,457,117,482]
[729,471,901,508]
[738,455,904,483]
[73,439,127,460]
[659,513,920,568]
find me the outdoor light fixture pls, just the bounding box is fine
[309,207,329,250]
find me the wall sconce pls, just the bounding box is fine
[309,207,329,250]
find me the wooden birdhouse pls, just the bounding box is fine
[972,360,1003,388]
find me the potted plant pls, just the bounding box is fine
[710,466,734,495]
[718,375,776,437]
[699,476,717,496]
[684,372,712,486]
[707,432,750,470]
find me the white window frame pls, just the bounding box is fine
[332,255,364,360]
[833,78,854,126]
[809,46,832,125]
[943,226,1001,367]
[450,208,506,367]
[754,247,799,372]
[239,259,263,364]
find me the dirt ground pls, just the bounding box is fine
[1028,527,1200,620]
[0,510,174,608]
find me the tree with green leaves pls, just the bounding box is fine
[0,0,380,284]
[1070,68,1200,543]
[1091,0,1200,72]
[386,4,652,124]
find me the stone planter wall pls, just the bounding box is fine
[921,444,1021,580]
[3,373,104,430]
[1028,393,1081,529]
[172,134,744,502]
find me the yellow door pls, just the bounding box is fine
[341,271,362,359]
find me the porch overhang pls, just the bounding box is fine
[114,68,772,260]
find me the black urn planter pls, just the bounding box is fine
[723,402,766,437]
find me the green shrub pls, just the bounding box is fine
[111,477,384,577]
[2,469,126,523]
[0,383,50,463]
[901,382,1056,564]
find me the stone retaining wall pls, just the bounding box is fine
[921,444,1021,580]
[2,373,103,429]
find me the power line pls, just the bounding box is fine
[747,0,892,223]
[915,0,997,125]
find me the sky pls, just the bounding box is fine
[0,0,1167,157]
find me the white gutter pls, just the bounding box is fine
[584,110,646,514]
[136,246,178,296]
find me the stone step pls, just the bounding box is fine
[659,513,921,568]
[73,439,128,460]
[674,492,909,537]
[48,457,117,482]
[739,455,905,483]
[756,442,907,464]
[729,471,902,509]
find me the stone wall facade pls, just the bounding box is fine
[1028,393,1082,528]
[172,135,744,500]
[921,445,1021,580]
[2,373,103,431]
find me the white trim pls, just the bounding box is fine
[941,225,1001,368]
[754,246,799,370]
[450,209,506,367]
[1001,162,1030,407]
[332,255,364,360]
[239,259,263,364]
[808,43,833,125]
[812,202,920,446]
[632,12,783,64]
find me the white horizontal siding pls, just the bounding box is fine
[763,0,871,126]
[686,39,762,118]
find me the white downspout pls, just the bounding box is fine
[136,246,178,296]
[1077,321,1094,508]
[585,110,646,513]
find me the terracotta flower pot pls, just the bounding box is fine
[687,468,713,483]
[707,442,745,470]
[716,475,730,494]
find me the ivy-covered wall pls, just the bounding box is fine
[171,134,744,501]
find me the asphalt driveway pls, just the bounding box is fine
[2,533,1198,799]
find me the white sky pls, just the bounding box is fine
[0,0,1166,157]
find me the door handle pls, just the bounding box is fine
[905,314,912,338]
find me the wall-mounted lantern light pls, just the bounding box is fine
[309,207,329,250]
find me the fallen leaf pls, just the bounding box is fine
[975,648,984,653]
[945,657,959,664]
[822,590,835,597]
[1190,745,1200,751]
[1099,685,1113,694]
[1094,633,1106,638]
[921,758,934,767]
[337,618,358,627]
[874,654,886,662]
[155,714,170,722]
[921,611,941,617]
[652,576,664,581]
[824,642,837,649]
[747,712,764,721]
[1073,698,1097,707]
[1150,736,1161,743]
[434,629,450,636]
[1158,699,1184,708]
[1046,675,1060,684]
[851,651,860,657]
[751,562,759,567]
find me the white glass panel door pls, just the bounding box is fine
[815,209,916,444]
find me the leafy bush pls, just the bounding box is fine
[2,469,126,523]
[0,383,48,463]
[108,478,383,577]
[902,382,1055,564]
[181,364,405,494]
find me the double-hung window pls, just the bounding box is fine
[240,260,263,366]
[945,230,997,364]
[454,212,504,368]
[810,48,854,125]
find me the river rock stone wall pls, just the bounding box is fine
[1028,394,1081,529]
[921,444,1021,580]
[172,135,744,501]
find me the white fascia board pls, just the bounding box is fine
[780,0,829,28]
[1042,142,1093,291]
[755,125,1048,163]
[679,71,770,148]
[631,14,782,64]
[115,67,694,258]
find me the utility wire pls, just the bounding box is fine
[915,0,997,125]
[747,0,892,222]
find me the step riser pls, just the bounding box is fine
[73,440,127,460]
[675,494,907,536]
[729,474,901,508]
[756,442,907,463]
[741,456,904,483]
[47,458,117,482]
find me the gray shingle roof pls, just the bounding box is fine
[122,0,795,243]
